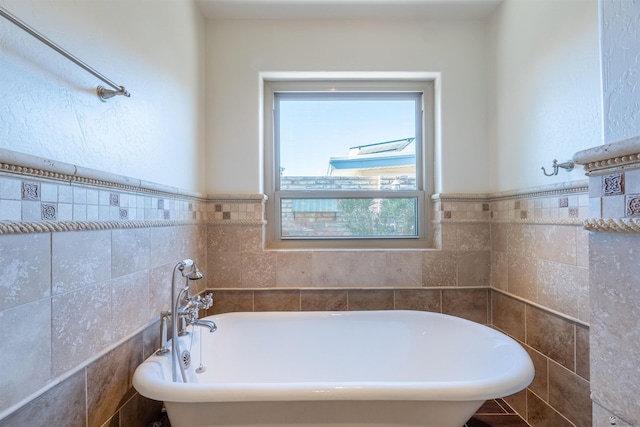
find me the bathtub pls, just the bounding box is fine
[133,310,534,427]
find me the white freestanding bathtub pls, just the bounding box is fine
[133,310,534,427]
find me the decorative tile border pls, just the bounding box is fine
[432,181,589,225]
[0,219,200,235]
[0,148,204,198]
[575,136,640,231]
[583,218,640,233]
[573,135,640,174]
[0,149,208,227]
[13,146,640,234]
[207,195,266,225]
[581,154,640,174]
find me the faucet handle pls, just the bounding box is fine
[200,293,213,310]
[191,293,213,311]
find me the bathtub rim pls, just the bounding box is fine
[133,310,534,403]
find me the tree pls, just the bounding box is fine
[339,198,416,237]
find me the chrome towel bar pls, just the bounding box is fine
[0,5,130,101]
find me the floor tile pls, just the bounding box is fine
[464,399,530,427]
[474,399,509,414]
[466,414,530,426]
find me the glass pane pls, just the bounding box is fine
[281,197,418,238]
[277,94,417,191]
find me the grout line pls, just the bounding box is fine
[573,324,577,373]
[84,368,88,427]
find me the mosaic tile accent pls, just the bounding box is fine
[437,189,588,224]
[0,153,210,230]
[21,182,40,201]
[603,173,624,196]
[586,164,640,226]
[208,200,264,222]
[41,203,57,220]
[625,194,640,217]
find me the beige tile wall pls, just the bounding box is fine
[207,288,491,324]
[206,223,492,288]
[492,292,591,427]
[0,162,593,427]
[485,195,591,426]
[490,223,589,323]
[0,222,206,426]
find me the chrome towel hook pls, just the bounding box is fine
[541,159,575,176]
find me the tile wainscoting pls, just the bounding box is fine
[0,148,592,426]
[575,136,640,426]
[437,185,591,426]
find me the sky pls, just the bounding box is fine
[278,97,417,176]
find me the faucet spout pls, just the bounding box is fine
[191,319,217,333]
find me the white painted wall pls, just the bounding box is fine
[487,0,601,193]
[601,0,640,143]
[0,0,206,193]
[205,19,490,194]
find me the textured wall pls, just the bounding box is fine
[487,0,601,193]
[601,0,640,143]
[205,19,490,194]
[0,0,207,193]
[588,0,640,425]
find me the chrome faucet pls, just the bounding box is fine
[156,311,171,355]
[165,259,214,383]
[190,319,217,332]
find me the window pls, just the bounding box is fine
[264,79,434,249]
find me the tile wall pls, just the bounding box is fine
[0,150,594,427]
[0,176,204,223]
[206,288,490,324]
[439,188,592,427]
[0,162,207,426]
[575,138,640,426]
[203,187,592,426]
[0,221,207,427]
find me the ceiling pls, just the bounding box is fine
[195,0,504,20]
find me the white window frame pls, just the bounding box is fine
[264,78,434,249]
